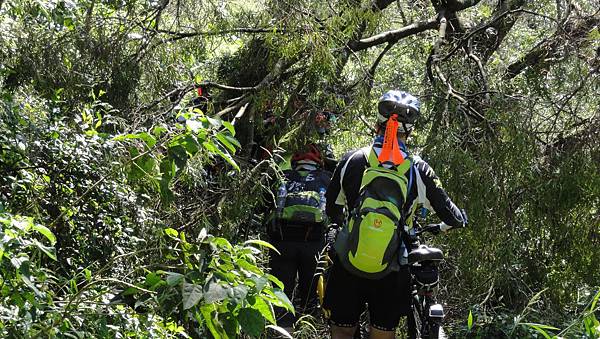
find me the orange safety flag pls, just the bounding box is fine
[378,114,404,165]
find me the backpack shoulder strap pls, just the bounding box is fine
[365,147,380,168]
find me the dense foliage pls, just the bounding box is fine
[1,0,599,337]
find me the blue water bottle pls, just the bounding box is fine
[319,188,326,212]
[276,183,287,217]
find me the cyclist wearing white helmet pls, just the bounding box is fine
[322,90,466,339]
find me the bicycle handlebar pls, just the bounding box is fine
[415,223,443,236]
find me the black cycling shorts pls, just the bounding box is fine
[322,257,412,332]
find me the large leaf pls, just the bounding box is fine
[266,274,284,290]
[113,132,156,148]
[221,312,239,338]
[253,296,276,324]
[467,309,474,331]
[203,141,240,171]
[266,325,292,339]
[215,132,238,153]
[228,285,249,305]
[271,289,294,313]
[200,304,222,339]
[166,272,184,286]
[31,224,56,244]
[238,308,265,337]
[222,121,235,136]
[32,239,57,261]
[243,239,280,255]
[204,281,231,304]
[182,282,204,310]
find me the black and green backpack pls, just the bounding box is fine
[269,169,331,241]
[334,147,412,279]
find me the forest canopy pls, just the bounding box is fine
[0,0,599,337]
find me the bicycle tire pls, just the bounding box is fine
[427,323,440,339]
[427,323,448,339]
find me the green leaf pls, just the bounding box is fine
[244,239,280,255]
[228,285,249,305]
[236,258,263,275]
[216,132,237,153]
[164,228,178,238]
[200,304,222,339]
[221,312,239,338]
[122,286,140,296]
[21,275,43,297]
[145,272,161,288]
[168,144,189,170]
[210,237,233,250]
[204,281,231,304]
[32,239,57,261]
[467,309,474,331]
[152,125,168,138]
[166,272,184,286]
[178,134,200,156]
[522,323,558,339]
[31,223,56,244]
[202,139,239,170]
[222,121,235,136]
[207,116,222,127]
[10,255,29,269]
[113,132,157,148]
[84,269,92,281]
[253,296,275,324]
[266,325,292,339]
[182,283,204,310]
[266,274,284,290]
[589,27,600,41]
[270,289,294,313]
[251,276,268,292]
[238,308,265,337]
[224,134,241,148]
[159,158,176,202]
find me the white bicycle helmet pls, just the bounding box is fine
[377,90,421,133]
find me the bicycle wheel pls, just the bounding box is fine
[427,323,449,339]
[427,322,440,339]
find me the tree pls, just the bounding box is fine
[1,0,599,337]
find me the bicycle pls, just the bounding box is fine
[316,221,453,339]
[406,222,448,339]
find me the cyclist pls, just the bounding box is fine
[323,90,467,339]
[267,143,333,332]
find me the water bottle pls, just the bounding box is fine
[319,187,327,213]
[276,183,287,216]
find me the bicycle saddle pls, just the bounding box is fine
[408,245,444,264]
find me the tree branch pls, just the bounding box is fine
[348,18,439,51]
[441,0,527,63]
[199,81,254,92]
[215,56,301,117]
[366,42,396,91]
[154,27,285,41]
[504,10,600,79]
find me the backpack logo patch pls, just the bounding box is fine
[373,218,382,228]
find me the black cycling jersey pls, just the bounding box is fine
[322,144,466,331]
[325,147,466,229]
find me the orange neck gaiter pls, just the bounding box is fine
[378,114,404,165]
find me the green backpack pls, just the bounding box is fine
[334,147,412,279]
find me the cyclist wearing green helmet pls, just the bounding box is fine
[322,90,467,339]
